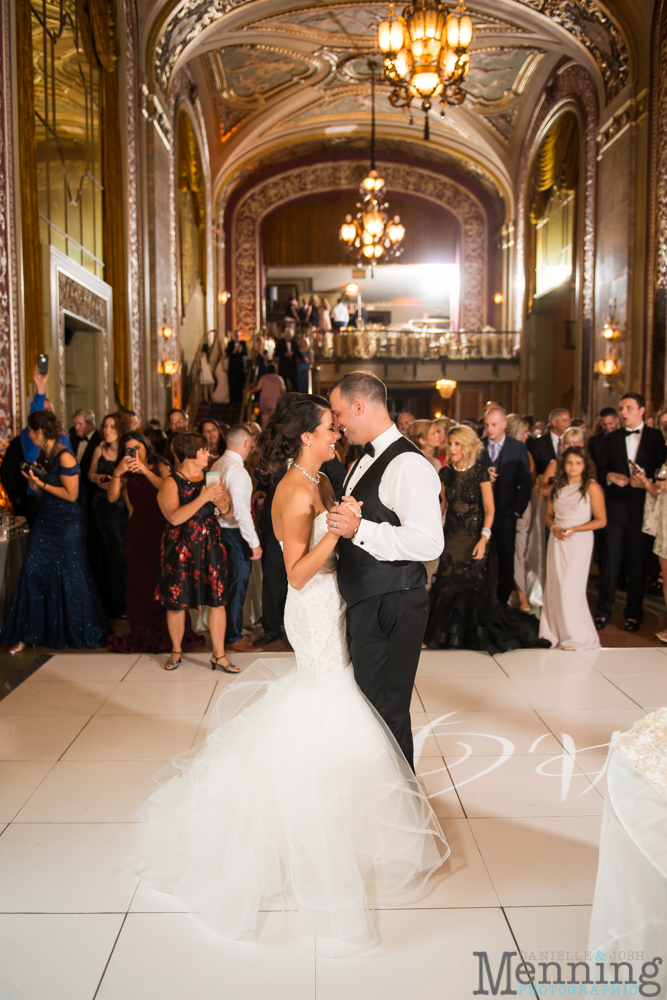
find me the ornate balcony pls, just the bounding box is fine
[312,329,520,362]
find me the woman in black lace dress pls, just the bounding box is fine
[426,424,547,653]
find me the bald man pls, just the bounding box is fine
[396,412,415,435]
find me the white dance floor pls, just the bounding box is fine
[0,645,665,999]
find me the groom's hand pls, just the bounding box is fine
[326,503,359,539]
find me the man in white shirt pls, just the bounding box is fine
[331,298,349,332]
[69,408,100,486]
[326,371,444,770]
[527,407,571,475]
[212,425,263,653]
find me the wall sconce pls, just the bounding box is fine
[157,300,180,386]
[595,302,623,389]
[494,292,504,305]
[436,378,457,399]
[218,291,230,304]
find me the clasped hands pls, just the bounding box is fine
[326,496,363,539]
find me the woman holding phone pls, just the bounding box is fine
[1,409,109,651]
[108,432,201,655]
[87,412,130,618]
[157,433,234,671]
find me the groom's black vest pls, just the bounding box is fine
[337,437,430,608]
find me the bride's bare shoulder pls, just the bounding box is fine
[274,470,315,515]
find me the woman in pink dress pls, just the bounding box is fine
[539,446,606,650]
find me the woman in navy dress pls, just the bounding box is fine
[1,409,109,651]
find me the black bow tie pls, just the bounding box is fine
[625,429,641,436]
[361,442,375,458]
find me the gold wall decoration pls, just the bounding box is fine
[17,0,44,387]
[178,111,207,316]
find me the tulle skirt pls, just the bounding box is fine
[131,658,448,955]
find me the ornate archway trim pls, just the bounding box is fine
[515,62,598,414]
[231,160,489,333]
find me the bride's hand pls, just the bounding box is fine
[339,495,363,519]
[326,501,361,539]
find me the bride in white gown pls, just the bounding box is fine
[131,392,448,955]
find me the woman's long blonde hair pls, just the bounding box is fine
[446,424,483,467]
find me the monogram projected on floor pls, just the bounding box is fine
[415,713,614,804]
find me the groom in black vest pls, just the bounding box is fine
[327,372,444,771]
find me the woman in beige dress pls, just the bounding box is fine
[539,446,607,650]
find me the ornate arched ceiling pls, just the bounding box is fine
[139,0,642,214]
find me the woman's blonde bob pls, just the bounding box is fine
[446,424,483,466]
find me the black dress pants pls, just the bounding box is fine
[346,586,430,772]
[595,521,653,622]
[492,512,517,605]
[260,530,288,635]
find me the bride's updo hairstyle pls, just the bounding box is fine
[258,392,331,479]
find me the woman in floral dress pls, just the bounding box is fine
[157,432,235,671]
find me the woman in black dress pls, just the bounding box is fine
[88,411,130,618]
[157,432,235,672]
[426,424,547,654]
[225,331,248,403]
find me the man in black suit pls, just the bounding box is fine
[251,468,288,647]
[587,407,620,475]
[481,406,533,604]
[69,409,101,492]
[595,392,666,631]
[586,406,620,585]
[527,407,571,475]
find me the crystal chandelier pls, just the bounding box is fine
[378,0,473,139]
[339,62,406,267]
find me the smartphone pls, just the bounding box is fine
[205,471,221,487]
[126,446,137,460]
[37,353,48,375]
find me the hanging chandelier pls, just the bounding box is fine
[378,0,473,139]
[339,61,406,267]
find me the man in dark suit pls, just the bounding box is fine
[69,409,101,494]
[587,407,620,475]
[527,407,571,475]
[481,406,533,604]
[586,406,620,586]
[595,392,666,631]
[251,467,288,647]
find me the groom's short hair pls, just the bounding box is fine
[332,370,387,409]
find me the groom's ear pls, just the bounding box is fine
[353,397,365,416]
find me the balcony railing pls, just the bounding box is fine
[312,329,520,362]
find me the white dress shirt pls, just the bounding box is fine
[487,433,506,464]
[331,302,349,325]
[77,434,92,463]
[624,422,644,464]
[550,430,563,458]
[211,451,260,549]
[344,423,444,563]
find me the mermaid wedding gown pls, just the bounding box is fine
[131,511,448,954]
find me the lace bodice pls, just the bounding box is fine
[281,511,352,680]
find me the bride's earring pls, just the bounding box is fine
[307,441,311,447]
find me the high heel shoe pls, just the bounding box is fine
[8,641,25,655]
[164,652,181,671]
[210,653,239,674]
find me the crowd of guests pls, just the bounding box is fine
[3,368,667,659]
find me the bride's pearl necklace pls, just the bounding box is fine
[293,462,321,484]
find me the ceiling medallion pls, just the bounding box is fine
[339,62,405,269]
[378,0,473,139]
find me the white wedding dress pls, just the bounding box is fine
[131,511,449,954]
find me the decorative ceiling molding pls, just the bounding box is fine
[154,0,629,102]
[514,0,628,99]
[230,159,489,333]
[206,44,315,103]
